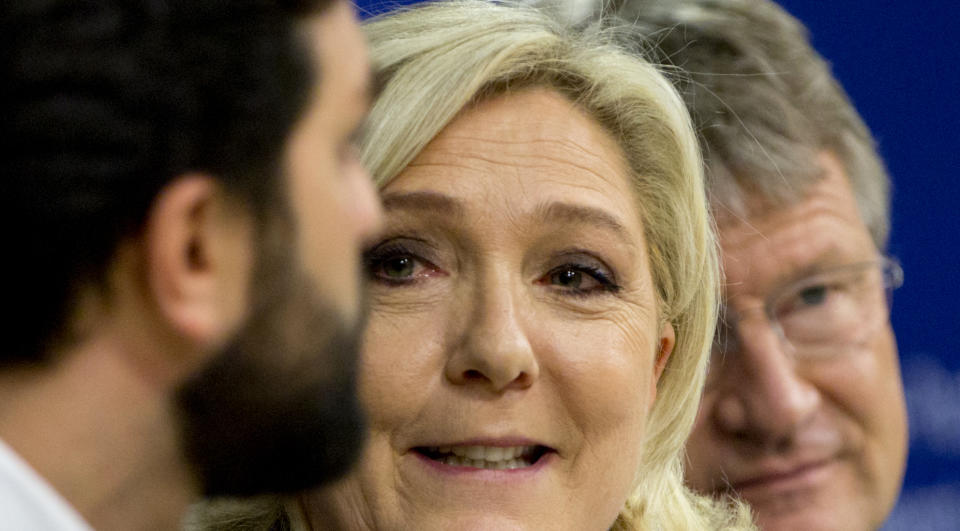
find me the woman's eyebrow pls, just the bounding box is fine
[536,202,631,244]
[380,194,632,243]
[381,191,465,218]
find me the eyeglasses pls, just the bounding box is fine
[709,257,903,377]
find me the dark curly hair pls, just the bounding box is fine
[4,0,335,365]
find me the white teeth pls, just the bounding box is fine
[447,445,533,461]
[437,454,533,469]
[427,445,538,469]
[464,446,485,460]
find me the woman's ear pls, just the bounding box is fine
[144,174,254,351]
[650,321,675,403]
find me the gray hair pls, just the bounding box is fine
[612,0,891,248]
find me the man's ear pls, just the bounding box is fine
[144,174,253,350]
[650,321,676,404]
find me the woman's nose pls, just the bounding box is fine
[444,281,539,393]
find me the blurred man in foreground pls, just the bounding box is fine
[614,0,908,529]
[1,0,380,528]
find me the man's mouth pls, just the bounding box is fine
[729,457,838,496]
[414,445,551,470]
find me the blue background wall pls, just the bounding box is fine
[355,1,960,527]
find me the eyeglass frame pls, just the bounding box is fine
[710,256,904,367]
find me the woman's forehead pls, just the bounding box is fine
[386,89,641,226]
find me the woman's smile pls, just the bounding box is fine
[413,444,553,470]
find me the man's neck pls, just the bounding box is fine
[0,334,197,530]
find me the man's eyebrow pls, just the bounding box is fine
[380,191,465,217]
[779,246,862,283]
[724,245,857,304]
[536,202,632,243]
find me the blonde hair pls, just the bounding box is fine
[186,1,753,529]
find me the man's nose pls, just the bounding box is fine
[444,277,539,394]
[712,317,821,449]
[349,159,384,244]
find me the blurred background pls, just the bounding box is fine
[355,0,960,527]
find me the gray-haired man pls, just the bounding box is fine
[612,0,908,529]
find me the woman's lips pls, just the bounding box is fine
[411,441,554,472]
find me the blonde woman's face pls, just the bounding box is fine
[302,88,674,530]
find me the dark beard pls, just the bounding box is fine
[174,215,366,497]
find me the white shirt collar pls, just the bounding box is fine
[0,438,92,530]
